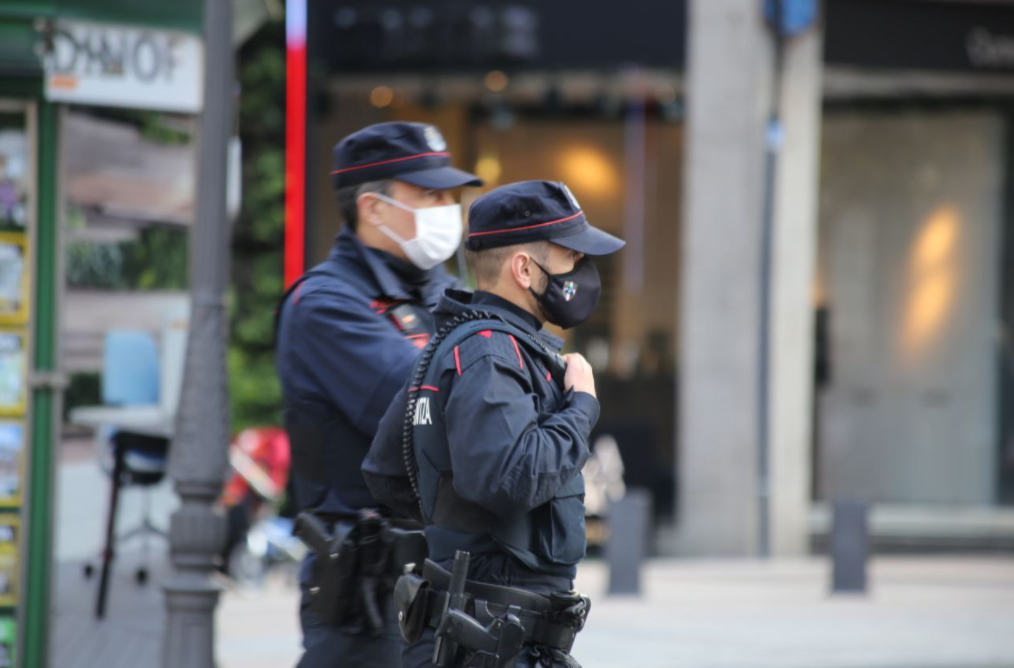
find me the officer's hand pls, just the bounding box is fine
[563,353,596,398]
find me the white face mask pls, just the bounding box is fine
[369,193,463,271]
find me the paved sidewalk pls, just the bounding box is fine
[50,453,1014,668]
[51,552,167,668]
[569,557,1014,668]
[214,555,1014,668]
[50,449,176,667]
[218,567,303,667]
[50,548,1014,668]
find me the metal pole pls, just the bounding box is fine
[23,96,60,668]
[163,1,234,666]
[757,0,787,559]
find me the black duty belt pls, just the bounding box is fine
[420,560,580,652]
[295,510,428,634]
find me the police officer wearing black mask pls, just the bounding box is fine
[276,122,482,667]
[364,180,624,668]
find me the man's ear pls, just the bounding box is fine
[510,251,535,290]
[358,193,383,228]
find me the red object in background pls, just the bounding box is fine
[285,0,308,288]
[223,427,291,508]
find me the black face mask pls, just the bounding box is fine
[529,257,602,330]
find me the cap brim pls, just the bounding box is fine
[552,224,625,256]
[396,166,484,189]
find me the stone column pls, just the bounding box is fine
[769,21,823,556]
[676,0,822,556]
[163,1,234,666]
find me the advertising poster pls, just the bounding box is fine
[0,617,13,667]
[0,332,26,417]
[0,234,28,326]
[0,423,22,508]
[0,517,18,608]
[0,112,28,231]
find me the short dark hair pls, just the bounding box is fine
[336,179,393,231]
[465,241,550,290]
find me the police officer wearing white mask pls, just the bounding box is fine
[276,121,483,667]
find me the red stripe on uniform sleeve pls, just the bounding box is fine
[454,345,462,375]
[507,335,524,370]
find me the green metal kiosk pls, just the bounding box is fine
[0,3,202,665]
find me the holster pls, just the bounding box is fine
[399,555,591,668]
[295,510,428,635]
[394,571,431,643]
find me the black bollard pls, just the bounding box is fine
[606,488,652,596]
[830,500,869,594]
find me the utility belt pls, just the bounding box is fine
[294,509,427,634]
[394,551,591,668]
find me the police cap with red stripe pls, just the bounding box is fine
[331,122,483,190]
[466,180,625,256]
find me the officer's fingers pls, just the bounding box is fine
[566,353,589,367]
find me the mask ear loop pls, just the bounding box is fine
[367,191,416,214]
[364,192,417,244]
[527,257,551,294]
[527,257,553,323]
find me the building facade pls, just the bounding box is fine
[287,0,1014,555]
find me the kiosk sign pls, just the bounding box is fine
[44,21,203,113]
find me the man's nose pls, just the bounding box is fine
[438,191,455,206]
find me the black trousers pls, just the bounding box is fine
[296,553,402,668]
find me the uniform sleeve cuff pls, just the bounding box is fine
[569,391,601,428]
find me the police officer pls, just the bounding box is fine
[276,121,482,667]
[364,181,624,668]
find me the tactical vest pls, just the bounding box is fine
[404,315,587,573]
[278,260,434,516]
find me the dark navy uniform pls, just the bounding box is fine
[366,289,597,668]
[278,228,453,517]
[368,288,598,572]
[276,122,481,668]
[363,181,624,668]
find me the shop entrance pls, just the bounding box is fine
[816,109,1005,506]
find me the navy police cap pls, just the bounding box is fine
[331,121,483,190]
[466,180,625,256]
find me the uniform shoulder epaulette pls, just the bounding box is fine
[451,327,527,373]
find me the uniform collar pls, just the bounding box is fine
[473,291,542,332]
[330,226,446,305]
[437,289,565,352]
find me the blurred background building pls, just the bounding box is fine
[287,0,1014,557]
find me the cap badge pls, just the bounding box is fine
[563,281,578,302]
[561,183,581,211]
[424,126,447,152]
